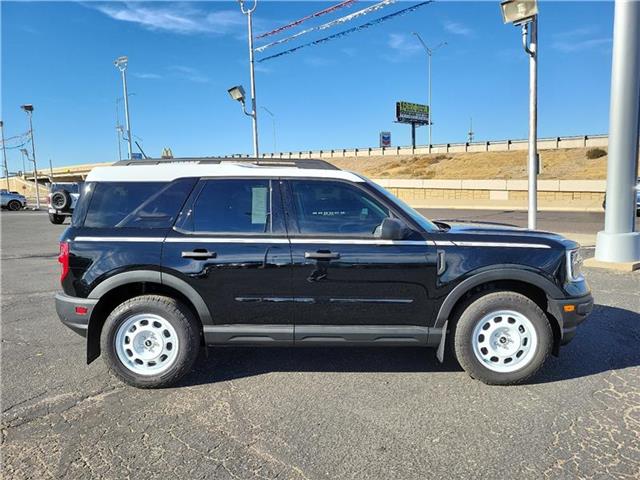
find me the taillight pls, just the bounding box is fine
[58,242,69,282]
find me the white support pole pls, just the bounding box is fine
[595,0,640,263]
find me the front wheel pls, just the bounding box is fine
[101,295,201,388]
[453,291,553,385]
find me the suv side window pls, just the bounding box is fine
[289,180,389,236]
[82,179,196,228]
[187,179,273,234]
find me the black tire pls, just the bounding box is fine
[48,213,66,224]
[50,190,71,211]
[452,291,553,385]
[7,200,22,211]
[101,295,201,388]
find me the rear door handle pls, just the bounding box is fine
[182,249,217,259]
[304,251,341,260]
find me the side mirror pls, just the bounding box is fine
[378,217,407,240]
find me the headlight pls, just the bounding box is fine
[566,248,584,282]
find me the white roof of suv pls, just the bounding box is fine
[86,161,364,183]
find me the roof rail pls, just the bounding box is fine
[113,157,339,170]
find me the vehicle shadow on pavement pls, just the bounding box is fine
[178,304,640,387]
[181,347,463,386]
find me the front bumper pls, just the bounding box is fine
[55,293,98,337]
[548,293,594,345]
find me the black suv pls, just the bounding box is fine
[55,158,592,388]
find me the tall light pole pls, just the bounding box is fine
[114,56,133,159]
[261,106,277,152]
[0,121,10,190]
[594,0,640,265]
[413,33,446,146]
[238,0,259,157]
[20,104,40,209]
[500,0,539,230]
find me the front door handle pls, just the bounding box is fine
[182,249,217,259]
[305,251,340,260]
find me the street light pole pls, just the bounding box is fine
[239,0,259,158]
[500,0,539,230]
[21,105,40,209]
[0,121,10,190]
[523,17,538,230]
[261,107,276,152]
[114,56,133,159]
[594,0,640,264]
[413,33,446,146]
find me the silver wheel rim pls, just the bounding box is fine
[471,310,538,373]
[114,313,179,376]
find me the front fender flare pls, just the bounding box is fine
[433,267,563,328]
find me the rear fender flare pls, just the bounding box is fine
[87,270,212,325]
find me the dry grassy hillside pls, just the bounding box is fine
[329,147,624,180]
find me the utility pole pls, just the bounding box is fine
[468,117,474,143]
[239,0,259,157]
[413,33,447,146]
[20,105,40,209]
[114,56,133,159]
[0,121,9,190]
[594,0,640,265]
[49,159,54,181]
[20,149,27,177]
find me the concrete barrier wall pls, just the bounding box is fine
[258,134,608,159]
[372,178,606,211]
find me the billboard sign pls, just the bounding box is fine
[396,101,429,125]
[379,131,391,147]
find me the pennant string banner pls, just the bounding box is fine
[256,0,358,39]
[255,0,397,53]
[0,131,32,145]
[258,1,433,63]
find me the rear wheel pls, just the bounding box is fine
[7,200,21,211]
[48,213,66,224]
[453,291,552,385]
[101,295,200,388]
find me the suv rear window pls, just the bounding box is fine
[82,179,196,228]
[51,183,81,194]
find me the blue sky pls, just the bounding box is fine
[2,1,614,168]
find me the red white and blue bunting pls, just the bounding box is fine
[257,1,433,63]
[255,0,397,53]
[256,0,358,40]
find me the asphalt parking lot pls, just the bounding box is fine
[2,211,639,479]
